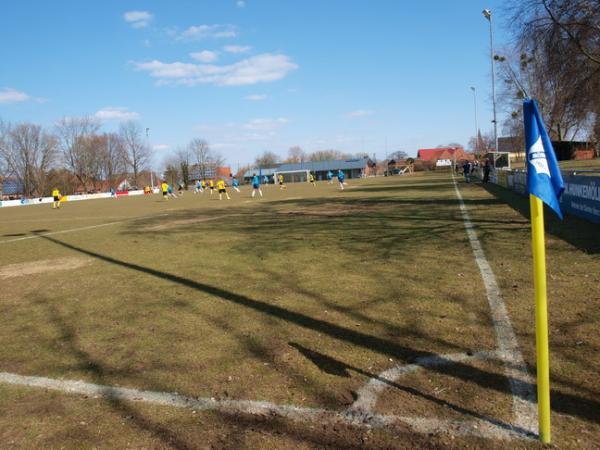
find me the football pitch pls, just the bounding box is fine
[0,173,598,449]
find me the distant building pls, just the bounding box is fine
[242,157,374,182]
[417,147,466,162]
[189,164,231,180]
[1,178,24,200]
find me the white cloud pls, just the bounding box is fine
[244,94,266,101]
[190,50,219,63]
[236,1,246,7]
[171,24,237,41]
[0,88,31,104]
[153,144,170,151]
[345,109,375,118]
[224,45,251,53]
[124,11,153,29]
[134,53,298,86]
[243,117,288,131]
[94,107,140,121]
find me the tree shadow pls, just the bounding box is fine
[36,234,600,425]
[288,342,536,438]
[30,296,196,450]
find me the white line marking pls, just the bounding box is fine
[350,351,500,413]
[0,221,124,244]
[452,178,537,434]
[0,371,525,441]
[0,214,169,245]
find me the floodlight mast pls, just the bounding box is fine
[482,8,498,154]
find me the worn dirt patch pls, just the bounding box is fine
[277,204,385,217]
[0,257,92,279]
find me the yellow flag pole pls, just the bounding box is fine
[529,194,551,443]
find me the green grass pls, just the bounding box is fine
[0,174,598,449]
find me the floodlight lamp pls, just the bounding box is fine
[482,9,492,20]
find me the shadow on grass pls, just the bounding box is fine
[289,342,536,438]
[479,182,600,254]
[32,297,196,450]
[37,234,600,426]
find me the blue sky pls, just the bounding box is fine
[0,0,509,169]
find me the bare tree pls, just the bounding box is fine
[175,147,192,187]
[254,151,280,168]
[189,138,211,179]
[388,150,408,160]
[0,119,10,180]
[285,146,306,163]
[98,133,126,189]
[56,116,100,192]
[120,121,151,187]
[0,122,58,197]
[308,149,350,161]
[188,139,224,178]
[508,0,600,142]
[467,131,494,154]
[161,155,180,185]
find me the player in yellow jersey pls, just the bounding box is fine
[216,179,230,200]
[309,172,316,187]
[161,181,169,200]
[52,188,61,209]
[278,174,286,189]
[208,179,215,195]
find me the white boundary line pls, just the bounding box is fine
[452,178,537,435]
[0,355,525,442]
[0,221,126,244]
[0,213,169,245]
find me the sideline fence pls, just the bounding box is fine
[0,188,160,209]
[484,168,600,225]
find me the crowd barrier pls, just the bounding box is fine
[486,168,600,225]
[0,188,157,208]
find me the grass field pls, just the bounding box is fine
[0,174,598,449]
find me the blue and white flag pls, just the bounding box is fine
[523,99,565,219]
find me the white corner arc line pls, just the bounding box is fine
[452,178,537,434]
[349,351,500,413]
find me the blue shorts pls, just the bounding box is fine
[253,183,260,189]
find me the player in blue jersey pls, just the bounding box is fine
[251,173,263,198]
[231,176,241,193]
[327,170,334,184]
[337,170,345,190]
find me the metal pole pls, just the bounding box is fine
[487,14,498,152]
[146,128,154,189]
[470,87,479,154]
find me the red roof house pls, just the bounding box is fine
[417,147,465,161]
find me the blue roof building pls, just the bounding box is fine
[243,157,373,182]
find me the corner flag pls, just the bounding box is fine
[523,99,564,218]
[523,98,564,444]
